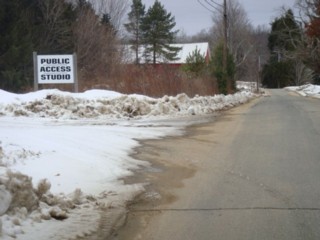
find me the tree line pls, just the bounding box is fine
[179,0,320,89]
[193,0,320,89]
[1,0,320,94]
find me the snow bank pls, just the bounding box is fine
[285,84,320,98]
[0,170,101,239]
[0,87,257,239]
[0,89,255,119]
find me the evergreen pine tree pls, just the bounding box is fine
[183,47,206,77]
[124,0,145,64]
[140,0,181,64]
[211,42,235,94]
[0,0,36,92]
[268,9,299,53]
[263,9,300,88]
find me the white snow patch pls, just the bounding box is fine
[285,84,320,98]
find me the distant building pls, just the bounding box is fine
[122,42,211,67]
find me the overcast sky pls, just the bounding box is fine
[142,0,297,35]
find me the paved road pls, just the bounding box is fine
[114,89,320,240]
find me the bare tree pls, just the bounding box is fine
[295,0,318,20]
[249,26,270,85]
[191,29,212,43]
[209,0,267,83]
[295,0,320,80]
[89,0,129,35]
[36,0,74,53]
[211,0,254,68]
[294,60,314,85]
[175,28,213,44]
[72,2,121,88]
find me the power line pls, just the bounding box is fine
[205,0,223,12]
[198,0,231,93]
[197,0,214,13]
[197,0,223,13]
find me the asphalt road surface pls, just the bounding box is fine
[113,89,320,240]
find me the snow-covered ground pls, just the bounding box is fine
[0,84,256,239]
[285,84,320,98]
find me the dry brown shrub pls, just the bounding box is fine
[33,59,218,98]
[106,64,218,97]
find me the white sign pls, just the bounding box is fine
[37,55,74,84]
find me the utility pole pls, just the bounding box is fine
[198,0,229,92]
[223,0,228,92]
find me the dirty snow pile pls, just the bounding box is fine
[0,89,255,119]
[285,84,320,98]
[0,87,256,239]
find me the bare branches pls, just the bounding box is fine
[36,0,74,53]
[89,0,129,34]
[295,0,319,20]
[211,0,255,77]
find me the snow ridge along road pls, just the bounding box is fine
[114,89,320,240]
